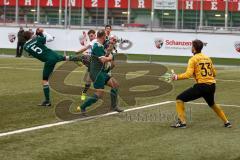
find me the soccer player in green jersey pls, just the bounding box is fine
[76,29,117,101]
[80,30,123,114]
[23,28,83,107]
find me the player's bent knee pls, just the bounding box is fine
[95,90,104,98]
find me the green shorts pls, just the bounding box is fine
[90,71,111,89]
[42,51,65,80]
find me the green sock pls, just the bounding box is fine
[110,88,118,108]
[81,94,98,110]
[43,84,50,102]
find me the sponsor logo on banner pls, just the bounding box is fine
[8,33,16,43]
[118,38,133,50]
[234,41,240,53]
[165,40,192,49]
[154,0,176,10]
[155,39,164,49]
[155,39,207,50]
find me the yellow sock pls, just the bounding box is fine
[211,104,228,123]
[176,100,186,124]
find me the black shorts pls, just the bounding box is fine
[177,83,216,107]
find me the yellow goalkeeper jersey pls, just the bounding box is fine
[177,53,216,84]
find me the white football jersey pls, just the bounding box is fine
[87,39,97,55]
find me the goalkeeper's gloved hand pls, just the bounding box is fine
[170,69,177,81]
[162,69,177,83]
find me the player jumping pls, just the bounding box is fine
[23,28,83,107]
[171,39,232,128]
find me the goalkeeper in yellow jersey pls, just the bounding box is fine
[171,39,231,128]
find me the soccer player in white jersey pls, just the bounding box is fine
[76,30,96,100]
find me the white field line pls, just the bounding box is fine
[1,66,240,83]
[0,101,173,138]
[0,100,239,138]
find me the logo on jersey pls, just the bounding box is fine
[234,41,240,53]
[155,39,164,49]
[8,33,16,43]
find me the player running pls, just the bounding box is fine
[23,28,83,107]
[79,30,123,114]
[171,39,231,128]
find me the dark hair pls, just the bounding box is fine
[35,28,43,36]
[105,24,112,29]
[97,30,106,38]
[88,29,95,35]
[23,31,33,41]
[192,39,203,53]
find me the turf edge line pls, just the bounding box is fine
[0,101,173,138]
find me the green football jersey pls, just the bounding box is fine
[90,42,106,73]
[24,36,54,62]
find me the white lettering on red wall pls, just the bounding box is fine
[211,2,218,10]
[92,0,98,7]
[138,0,145,8]
[25,0,31,6]
[46,0,53,6]
[0,0,239,11]
[4,0,10,5]
[115,0,121,8]
[186,1,193,10]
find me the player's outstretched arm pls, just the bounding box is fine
[173,59,194,80]
[43,31,55,42]
[75,45,90,55]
